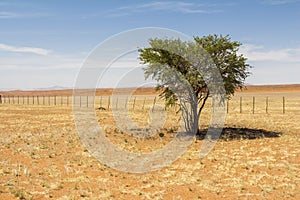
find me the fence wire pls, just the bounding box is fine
[0,95,299,114]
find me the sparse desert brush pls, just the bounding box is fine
[0,89,299,199]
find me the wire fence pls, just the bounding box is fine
[0,94,299,114]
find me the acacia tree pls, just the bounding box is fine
[139,34,252,135]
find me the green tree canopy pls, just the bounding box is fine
[139,34,252,134]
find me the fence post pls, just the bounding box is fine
[67,96,69,106]
[252,96,255,114]
[125,97,128,109]
[240,97,242,113]
[87,96,89,107]
[107,96,110,110]
[43,96,45,105]
[142,97,146,110]
[116,97,118,109]
[100,96,102,108]
[37,96,39,105]
[133,97,136,110]
[266,97,269,114]
[33,96,35,105]
[48,96,50,105]
[61,96,63,106]
[226,99,229,114]
[54,96,56,106]
[212,98,215,113]
[0,95,2,104]
[152,97,157,112]
[18,96,19,104]
[283,96,285,114]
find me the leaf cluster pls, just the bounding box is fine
[139,34,252,107]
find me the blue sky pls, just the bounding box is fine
[0,0,300,90]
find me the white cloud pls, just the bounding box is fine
[0,11,51,19]
[239,44,300,62]
[0,11,19,19]
[0,53,84,71]
[102,1,222,17]
[264,0,300,5]
[0,47,141,71]
[0,43,50,55]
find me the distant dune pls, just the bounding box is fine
[0,84,300,96]
[237,84,300,93]
[0,87,159,97]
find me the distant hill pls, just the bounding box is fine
[237,84,300,93]
[0,87,159,96]
[0,84,300,96]
[35,86,71,91]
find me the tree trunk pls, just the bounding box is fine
[196,128,201,136]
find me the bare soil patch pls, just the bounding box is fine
[0,85,299,199]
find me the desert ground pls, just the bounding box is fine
[0,85,299,199]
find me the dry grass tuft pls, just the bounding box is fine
[0,91,299,199]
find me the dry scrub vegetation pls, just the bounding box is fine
[0,92,299,199]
